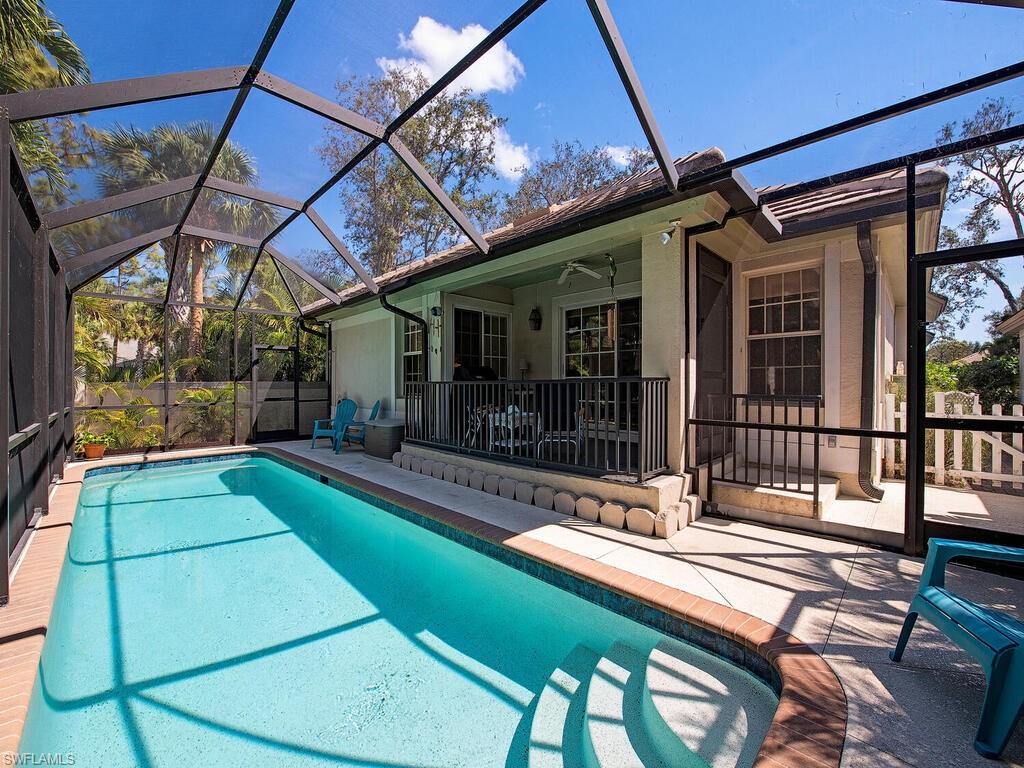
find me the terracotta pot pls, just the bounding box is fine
[83,443,106,460]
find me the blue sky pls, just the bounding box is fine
[48,0,1024,340]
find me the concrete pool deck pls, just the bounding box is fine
[2,442,1021,767]
[273,440,1024,768]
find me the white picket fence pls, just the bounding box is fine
[883,392,1024,491]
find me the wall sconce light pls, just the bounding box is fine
[659,220,681,246]
[528,306,542,331]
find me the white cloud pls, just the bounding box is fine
[493,127,530,182]
[377,16,524,94]
[603,145,633,167]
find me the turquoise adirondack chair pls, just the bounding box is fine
[890,538,1024,758]
[341,400,381,451]
[311,398,357,451]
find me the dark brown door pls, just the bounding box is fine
[696,245,732,464]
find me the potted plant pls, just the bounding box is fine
[75,430,111,460]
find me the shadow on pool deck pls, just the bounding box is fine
[270,440,1024,768]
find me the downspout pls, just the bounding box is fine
[380,294,429,382]
[856,221,884,500]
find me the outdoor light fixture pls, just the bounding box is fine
[659,220,681,246]
[528,306,542,331]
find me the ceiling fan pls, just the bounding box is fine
[556,254,618,289]
[557,260,602,285]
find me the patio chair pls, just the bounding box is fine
[342,399,381,451]
[890,538,1024,758]
[489,405,537,456]
[311,398,357,451]
[537,406,586,461]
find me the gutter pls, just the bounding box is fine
[379,292,429,382]
[856,221,884,501]
[310,170,763,320]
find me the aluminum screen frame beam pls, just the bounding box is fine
[304,208,379,292]
[585,0,679,190]
[204,176,303,210]
[170,0,296,246]
[232,248,268,311]
[257,0,549,287]
[43,175,200,229]
[62,225,176,285]
[677,59,1024,193]
[180,225,262,249]
[265,245,341,305]
[253,72,385,139]
[2,67,247,122]
[1,119,12,605]
[387,136,490,254]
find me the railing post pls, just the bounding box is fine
[813,399,820,514]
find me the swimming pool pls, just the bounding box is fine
[21,453,777,767]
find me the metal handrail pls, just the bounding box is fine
[697,393,823,511]
[404,377,670,482]
[7,423,41,458]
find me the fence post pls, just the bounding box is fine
[933,391,945,486]
[952,403,963,477]
[884,392,896,476]
[971,399,982,482]
[1013,404,1023,491]
[992,403,1003,490]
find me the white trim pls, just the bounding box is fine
[442,293,514,378]
[740,260,824,398]
[550,281,642,378]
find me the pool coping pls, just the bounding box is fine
[3,445,847,767]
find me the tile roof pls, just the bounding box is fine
[308,154,947,313]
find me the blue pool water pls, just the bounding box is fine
[22,455,775,767]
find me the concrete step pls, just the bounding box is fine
[526,645,600,768]
[710,469,839,519]
[583,643,649,768]
[642,638,776,768]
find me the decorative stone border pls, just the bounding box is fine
[391,451,690,539]
[3,445,847,767]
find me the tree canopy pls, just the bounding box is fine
[933,98,1024,333]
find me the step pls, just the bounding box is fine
[583,643,648,768]
[711,472,839,518]
[642,639,776,768]
[526,645,600,768]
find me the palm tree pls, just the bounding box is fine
[98,122,280,377]
[1,0,90,189]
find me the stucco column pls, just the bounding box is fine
[641,230,685,472]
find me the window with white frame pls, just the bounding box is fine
[452,307,509,378]
[401,316,423,395]
[563,297,641,377]
[747,267,821,396]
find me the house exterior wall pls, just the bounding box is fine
[324,192,929,505]
[691,215,921,496]
[331,311,395,420]
[510,256,643,380]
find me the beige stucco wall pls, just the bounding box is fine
[509,255,642,380]
[839,260,864,431]
[332,314,394,420]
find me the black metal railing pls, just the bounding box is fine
[404,377,669,482]
[693,393,822,511]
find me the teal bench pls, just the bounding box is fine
[891,538,1024,758]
